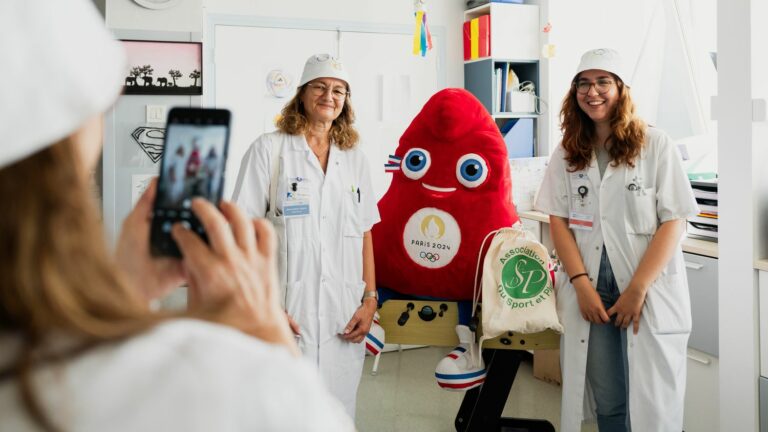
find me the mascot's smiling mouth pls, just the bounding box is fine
[422,182,457,193]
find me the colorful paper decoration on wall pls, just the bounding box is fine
[412,0,433,57]
[266,69,294,98]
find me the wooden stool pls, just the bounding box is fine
[377,299,560,432]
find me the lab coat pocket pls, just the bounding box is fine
[336,281,366,335]
[342,190,365,282]
[624,188,657,235]
[643,274,692,334]
[343,190,364,237]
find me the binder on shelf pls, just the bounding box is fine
[498,67,503,113]
[499,63,509,112]
[462,15,490,60]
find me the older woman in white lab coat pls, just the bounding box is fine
[535,48,699,432]
[233,54,380,418]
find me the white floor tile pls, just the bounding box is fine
[356,346,599,432]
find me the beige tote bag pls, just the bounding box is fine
[472,225,563,355]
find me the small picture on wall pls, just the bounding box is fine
[121,40,202,95]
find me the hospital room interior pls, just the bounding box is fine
[2,0,767,431]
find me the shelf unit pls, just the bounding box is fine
[464,58,539,117]
[462,2,543,158]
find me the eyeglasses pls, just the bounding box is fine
[306,82,349,100]
[574,79,616,95]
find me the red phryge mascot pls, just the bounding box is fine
[373,88,520,301]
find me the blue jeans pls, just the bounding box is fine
[586,247,631,432]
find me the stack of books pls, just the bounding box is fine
[688,179,718,241]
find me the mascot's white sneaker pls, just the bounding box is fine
[434,325,486,391]
[365,312,385,356]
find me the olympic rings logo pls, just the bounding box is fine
[419,251,440,262]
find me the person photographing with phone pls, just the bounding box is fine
[233,53,380,419]
[0,1,354,431]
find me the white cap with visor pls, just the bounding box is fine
[0,0,125,170]
[298,54,351,91]
[574,48,629,86]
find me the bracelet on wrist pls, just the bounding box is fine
[361,290,378,303]
[569,272,589,284]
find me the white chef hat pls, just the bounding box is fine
[0,0,125,170]
[298,54,351,90]
[574,48,629,86]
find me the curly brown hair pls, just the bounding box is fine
[559,73,646,172]
[275,84,360,150]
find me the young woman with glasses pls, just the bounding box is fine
[535,48,698,432]
[233,54,379,419]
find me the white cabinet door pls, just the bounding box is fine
[684,348,719,432]
[520,217,541,242]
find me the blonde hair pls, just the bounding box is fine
[0,138,158,431]
[276,84,359,150]
[559,74,646,172]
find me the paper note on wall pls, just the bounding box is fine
[131,174,156,208]
[377,74,412,122]
[509,157,549,211]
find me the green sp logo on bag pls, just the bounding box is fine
[498,247,552,308]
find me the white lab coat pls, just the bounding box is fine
[0,319,354,432]
[534,127,699,432]
[233,131,380,418]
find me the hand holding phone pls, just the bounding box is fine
[150,107,231,257]
[117,178,185,300]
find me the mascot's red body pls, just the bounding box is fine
[373,88,520,300]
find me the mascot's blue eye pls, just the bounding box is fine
[406,151,427,171]
[455,154,488,188]
[402,148,431,180]
[460,160,483,181]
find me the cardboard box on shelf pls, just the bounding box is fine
[533,349,561,385]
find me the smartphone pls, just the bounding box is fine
[150,107,231,257]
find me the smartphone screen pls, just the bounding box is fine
[150,107,231,257]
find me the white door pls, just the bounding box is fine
[212,23,443,200]
[213,25,337,199]
[340,31,441,198]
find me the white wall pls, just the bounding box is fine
[107,0,465,88]
[106,0,203,32]
[543,0,658,152]
[718,0,760,430]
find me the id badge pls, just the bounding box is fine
[569,172,591,209]
[569,211,594,231]
[283,198,309,218]
[283,177,310,218]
